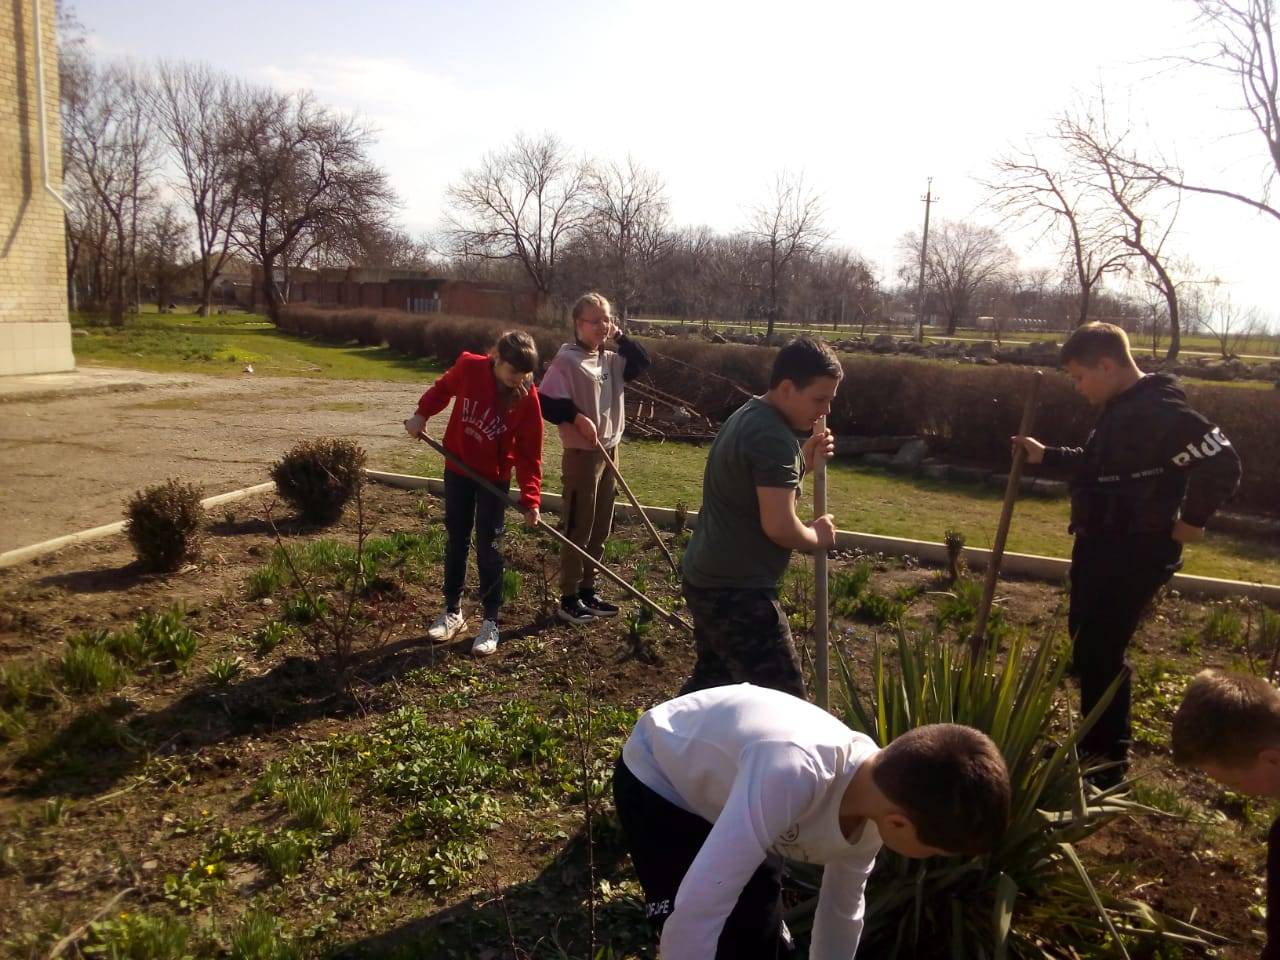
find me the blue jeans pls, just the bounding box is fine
[442,469,508,622]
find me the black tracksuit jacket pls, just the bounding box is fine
[1043,373,1242,536]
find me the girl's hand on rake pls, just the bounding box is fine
[575,413,598,445]
[404,414,427,439]
[523,506,540,527]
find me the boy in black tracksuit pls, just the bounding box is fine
[1015,322,1241,787]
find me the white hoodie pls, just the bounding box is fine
[622,684,882,960]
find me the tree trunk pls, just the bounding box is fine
[1077,284,1091,327]
[261,253,282,323]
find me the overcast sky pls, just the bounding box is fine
[79,0,1278,326]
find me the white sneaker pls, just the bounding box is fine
[426,610,465,643]
[471,619,500,657]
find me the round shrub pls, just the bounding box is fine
[270,438,367,524]
[124,479,205,572]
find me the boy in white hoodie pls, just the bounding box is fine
[614,684,1011,959]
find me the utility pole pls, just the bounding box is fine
[914,178,938,343]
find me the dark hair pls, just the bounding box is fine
[769,337,843,390]
[1059,322,1132,368]
[1172,669,1280,768]
[872,723,1011,856]
[494,330,538,374]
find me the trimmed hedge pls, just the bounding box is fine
[277,305,1279,516]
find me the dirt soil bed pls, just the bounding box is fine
[0,480,1272,958]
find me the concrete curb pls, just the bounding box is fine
[365,469,1280,605]
[0,481,277,569]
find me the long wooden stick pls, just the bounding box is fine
[46,887,136,960]
[971,371,1043,657]
[594,438,679,576]
[415,432,693,634]
[813,416,830,710]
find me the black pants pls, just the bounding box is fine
[612,756,793,959]
[442,469,508,622]
[1069,534,1181,763]
[679,582,806,701]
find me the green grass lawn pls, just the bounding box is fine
[74,307,1276,583]
[385,432,1279,585]
[70,308,444,383]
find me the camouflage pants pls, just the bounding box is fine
[678,581,806,701]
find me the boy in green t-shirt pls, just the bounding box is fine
[679,337,841,700]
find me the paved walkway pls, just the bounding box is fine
[0,367,428,553]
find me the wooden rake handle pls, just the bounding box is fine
[971,370,1043,656]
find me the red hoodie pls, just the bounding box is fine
[415,353,543,510]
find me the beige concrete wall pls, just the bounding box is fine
[0,0,73,376]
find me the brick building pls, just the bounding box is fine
[251,266,545,323]
[1,0,73,376]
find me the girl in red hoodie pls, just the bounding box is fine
[403,331,543,656]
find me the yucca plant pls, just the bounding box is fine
[786,630,1221,959]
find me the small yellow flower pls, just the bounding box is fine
[204,864,216,875]
[119,912,129,920]
[200,809,209,816]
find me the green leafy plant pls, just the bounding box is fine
[207,656,244,687]
[283,591,329,625]
[132,609,200,672]
[246,566,285,600]
[934,577,1006,642]
[269,438,366,524]
[259,830,320,881]
[283,775,360,839]
[43,795,71,826]
[786,631,1221,958]
[229,906,299,960]
[1203,604,1245,649]
[672,499,689,535]
[124,479,205,572]
[251,621,293,657]
[502,569,523,603]
[602,538,638,564]
[943,528,967,584]
[84,910,201,960]
[58,637,126,694]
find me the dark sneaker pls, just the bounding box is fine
[578,590,619,618]
[557,595,596,625]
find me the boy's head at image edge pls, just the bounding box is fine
[1172,669,1280,797]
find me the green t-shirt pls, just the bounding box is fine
[682,396,804,590]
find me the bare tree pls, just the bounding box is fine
[62,61,160,324]
[1056,103,1186,359]
[141,202,189,311]
[986,145,1128,325]
[1124,0,1280,224]
[446,132,589,306]
[1185,276,1263,356]
[227,89,394,322]
[150,62,243,315]
[898,221,1016,335]
[747,172,828,340]
[584,156,673,320]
